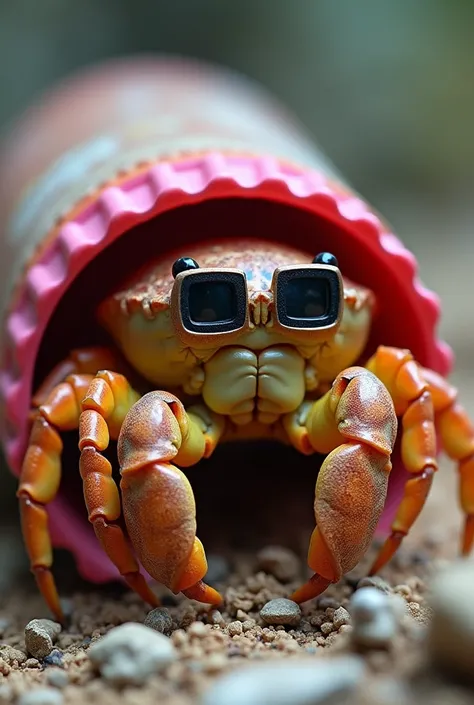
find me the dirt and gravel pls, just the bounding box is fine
[0,504,473,705]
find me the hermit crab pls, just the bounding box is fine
[13,239,474,622]
[0,57,472,623]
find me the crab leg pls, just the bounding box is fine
[366,346,474,570]
[285,367,397,603]
[421,366,474,555]
[80,385,225,605]
[363,347,440,573]
[78,371,160,608]
[18,373,95,622]
[31,346,124,408]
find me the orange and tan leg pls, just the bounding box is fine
[31,347,125,409]
[365,347,439,574]
[284,366,398,603]
[18,373,96,622]
[418,365,474,555]
[77,371,160,608]
[79,381,225,605]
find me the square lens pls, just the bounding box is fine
[275,267,342,330]
[285,277,329,320]
[178,270,247,334]
[189,281,237,323]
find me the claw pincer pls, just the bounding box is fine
[291,368,397,603]
[115,392,222,604]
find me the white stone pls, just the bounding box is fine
[87,622,177,687]
[18,688,63,705]
[201,656,365,705]
[349,587,398,648]
[428,560,474,680]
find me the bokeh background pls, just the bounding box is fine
[0,0,473,590]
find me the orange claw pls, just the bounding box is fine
[182,581,223,604]
[289,367,397,602]
[100,390,223,604]
[290,571,331,604]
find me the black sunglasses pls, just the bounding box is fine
[171,252,342,337]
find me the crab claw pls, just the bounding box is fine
[117,391,223,604]
[289,367,398,603]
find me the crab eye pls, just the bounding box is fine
[275,266,342,330]
[172,257,199,278]
[177,270,247,334]
[313,252,338,268]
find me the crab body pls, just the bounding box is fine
[17,238,474,621]
[1,57,473,622]
[99,240,373,425]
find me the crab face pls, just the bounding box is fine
[98,239,374,423]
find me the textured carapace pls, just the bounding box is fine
[98,239,375,409]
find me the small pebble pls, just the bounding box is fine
[45,668,69,688]
[260,599,301,626]
[209,610,225,626]
[144,608,173,635]
[236,609,249,622]
[0,645,26,665]
[333,606,351,629]
[256,546,300,582]
[188,621,208,638]
[87,622,177,687]
[320,622,334,635]
[18,688,64,705]
[201,655,365,705]
[42,650,63,668]
[227,621,243,637]
[25,658,40,668]
[349,587,397,649]
[25,619,62,659]
[427,560,474,681]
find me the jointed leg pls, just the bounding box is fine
[80,385,225,605]
[366,347,438,574]
[79,371,159,607]
[18,373,95,622]
[284,366,398,603]
[420,366,474,555]
[31,347,125,409]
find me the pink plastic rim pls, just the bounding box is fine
[0,153,452,583]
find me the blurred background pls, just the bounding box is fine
[0,0,473,590]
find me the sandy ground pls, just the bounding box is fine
[1,234,474,704]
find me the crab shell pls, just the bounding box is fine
[0,57,451,585]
